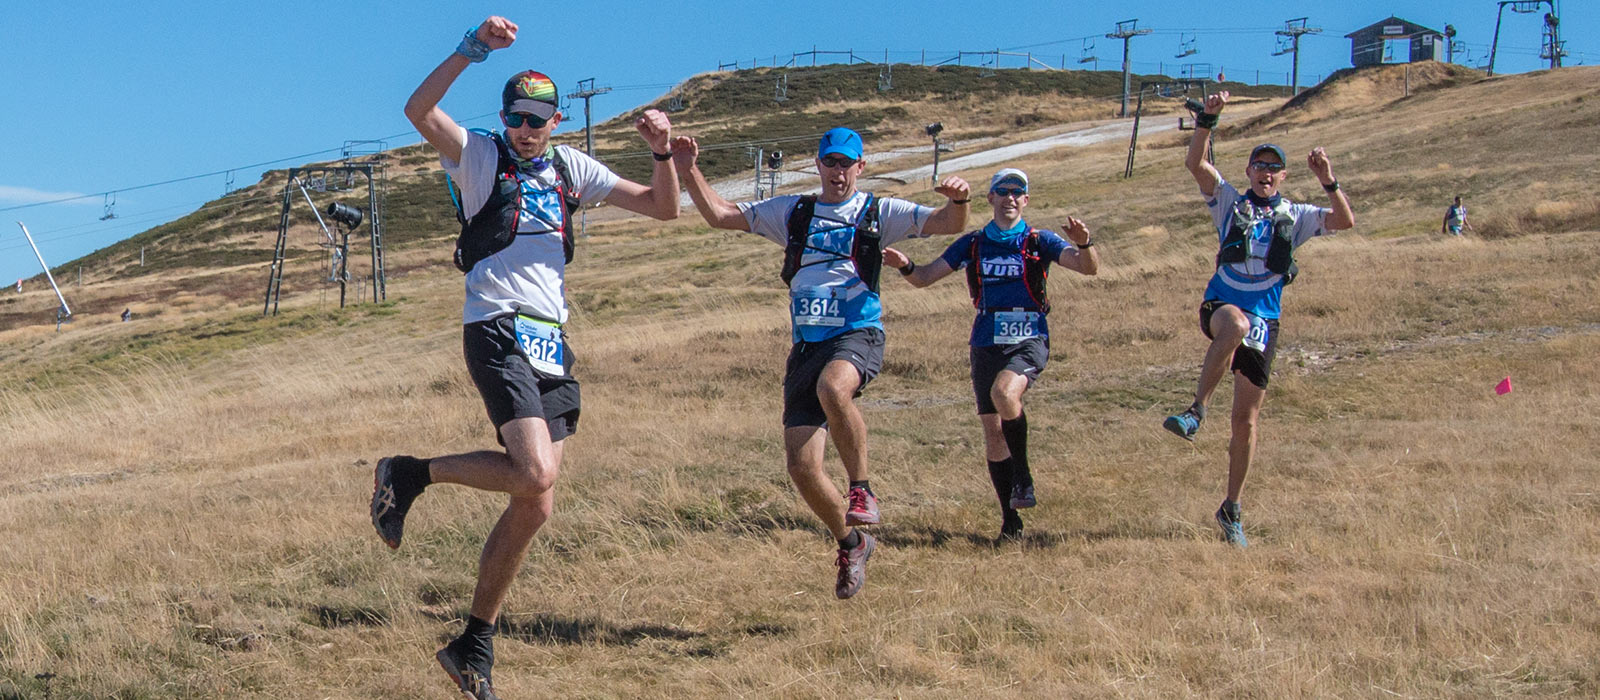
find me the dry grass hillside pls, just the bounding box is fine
[2,63,1599,697]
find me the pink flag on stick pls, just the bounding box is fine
[1495,377,1513,395]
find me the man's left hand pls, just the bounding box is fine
[1061,216,1091,246]
[1308,147,1335,184]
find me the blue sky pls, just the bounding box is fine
[1,1,1586,287]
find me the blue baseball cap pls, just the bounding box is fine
[817,127,864,160]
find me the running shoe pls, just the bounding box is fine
[1009,483,1036,510]
[1163,409,1202,442]
[1215,501,1248,548]
[844,486,880,526]
[436,643,499,700]
[834,531,877,599]
[371,456,422,549]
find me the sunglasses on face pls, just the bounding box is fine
[1249,160,1286,173]
[819,155,858,169]
[991,187,1028,198]
[504,112,550,129]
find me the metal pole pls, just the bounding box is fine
[16,222,72,320]
[1488,3,1508,77]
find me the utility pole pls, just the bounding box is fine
[1107,19,1152,117]
[565,78,612,157]
[1445,24,1458,63]
[1274,17,1322,95]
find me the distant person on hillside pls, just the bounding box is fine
[375,15,679,699]
[1442,196,1472,236]
[121,308,131,322]
[881,167,1100,542]
[670,127,971,598]
[1159,90,1356,548]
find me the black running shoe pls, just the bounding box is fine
[371,456,423,549]
[436,642,499,700]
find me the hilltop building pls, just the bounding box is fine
[1346,16,1445,67]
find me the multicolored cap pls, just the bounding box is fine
[502,70,560,120]
[817,127,864,160]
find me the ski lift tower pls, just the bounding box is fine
[15,222,73,330]
[263,142,388,316]
[1107,19,1152,117]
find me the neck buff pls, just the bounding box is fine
[1245,189,1282,208]
[503,134,554,173]
[983,218,1029,244]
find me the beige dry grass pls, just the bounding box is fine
[3,66,1600,698]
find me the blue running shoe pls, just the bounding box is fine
[1215,501,1248,548]
[1163,409,1201,441]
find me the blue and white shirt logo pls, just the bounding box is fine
[517,180,564,233]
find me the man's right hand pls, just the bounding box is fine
[476,16,518,50]
[1203,90,1230,115]
[669,136,699,172]
[882,247,910,269]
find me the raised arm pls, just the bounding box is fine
[882,247,956,288]
[921,176,973,235]
[1186,91,1227,198]
[1053,216,1100,275]
[670,136,749,231]
[1307,147,1355,231]
[403,17,519,164]
[600,109,680,220]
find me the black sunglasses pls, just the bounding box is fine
[1249,160,1286,173]
[505,112,551,129]
[819,155,858,169]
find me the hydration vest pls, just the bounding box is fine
[1216,195,1297,285]
[780,194,884,292]
[449,131,580,274]
[964,230,1050,314]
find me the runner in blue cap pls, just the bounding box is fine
[883,167,1100,542]
[1161,90,1356,547]
[670,127,971,598]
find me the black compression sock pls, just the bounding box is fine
[838,529,862,551]
[1000,413,1031,487]
[394,455,432,495]
[848,480,873,496]
[986,459,1014,507]
[455,614,496,663]
[1189,402,1206,421]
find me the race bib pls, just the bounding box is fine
[1241,313,1271,353]
[993,311,1041,345]
[791,287,845,327]
[513,314,565,376]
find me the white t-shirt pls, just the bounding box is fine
[739,192,933,342]
[441,127,620,324]
[1202,180,1330,319]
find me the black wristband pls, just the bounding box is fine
[652,151,672,162]
[1195,112,1219,129]
[898,261,916,275]
[1322,180,1340,193]
[1077,239,1094,249]
[951,198,970,205]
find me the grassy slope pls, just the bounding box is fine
[2,64,1599,697]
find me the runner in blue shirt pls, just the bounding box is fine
[884,168,1100,541]
[671,128,972,598]
[1160,90,1356,547]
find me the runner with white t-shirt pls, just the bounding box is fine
[670,127,971,599]
[372,16,679,699]
[1160,90,1356,548]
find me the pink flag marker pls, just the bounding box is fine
[1495,377,1513,395]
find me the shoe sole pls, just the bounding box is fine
[835,535,876,600]
[371,458,400,550]
[845,511,880,526]
[1010,493,1036,509]
[1162,416,1197,442]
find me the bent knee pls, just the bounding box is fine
[507,455,559,496]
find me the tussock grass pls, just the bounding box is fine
[4,66,1600,697]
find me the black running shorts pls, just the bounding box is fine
[782,327,884,428]
[462,315,580,443]
[1199,300,1279,390]
[970,337,1049,415]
